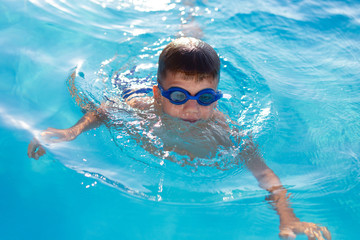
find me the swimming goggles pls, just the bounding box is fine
[158,84,223,106]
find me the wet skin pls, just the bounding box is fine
[28,69,332,240]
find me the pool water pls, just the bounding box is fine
[1,0,360,239]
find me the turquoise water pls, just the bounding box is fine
[1,0,360,239]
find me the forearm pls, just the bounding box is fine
[245,152,299,225]
[254,166,299,225]
[68,108,105,136]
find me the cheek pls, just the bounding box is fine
[201,105,216,117]
[162,100,180,116]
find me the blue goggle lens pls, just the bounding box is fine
[159,85,222,106]
[198,93,215,104]
[170,91,187,103]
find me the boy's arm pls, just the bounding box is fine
[241,142,331,240]
[27,108,105,160]
[27,88,152,160]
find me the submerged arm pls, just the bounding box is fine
[241,140,331,239]
[244,149,298,232]
[42,108,105,142]
[27,107,106,159]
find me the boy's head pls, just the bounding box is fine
[157,37,220,84]
[154,37,222,123]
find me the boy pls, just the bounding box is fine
[28,37,331,240]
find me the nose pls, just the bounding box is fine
[183,99,200,116]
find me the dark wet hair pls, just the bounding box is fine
[157,37,220,84]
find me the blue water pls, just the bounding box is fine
[1,0,360,239]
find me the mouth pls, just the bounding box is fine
[181,119,198,123]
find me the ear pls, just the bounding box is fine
[153,85,161,103]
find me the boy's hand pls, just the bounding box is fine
[27,127,78,159]
[280,220,331,240]
[40,127,77,143]
[27,138,46,160]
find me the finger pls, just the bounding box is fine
[27,138,39,158]
[320,227,331,240]
[34,150,44,160]
[41,132,56,142]
[304,223,331,240]
[41,128,69,143]
[41,130,60,138]
[27,142,34,158]
[293,222,316,234]
[304,228,315,240]
[36,145,46,158]
[41,132,63,143]
[41,127,65,136]
[313,230,325,240]
[45,127,59,132]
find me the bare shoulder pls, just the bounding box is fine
[126,96,154,110]
[212,109,230,130]
[213,109,227,121]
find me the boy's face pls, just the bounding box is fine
[154,71,218,123]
